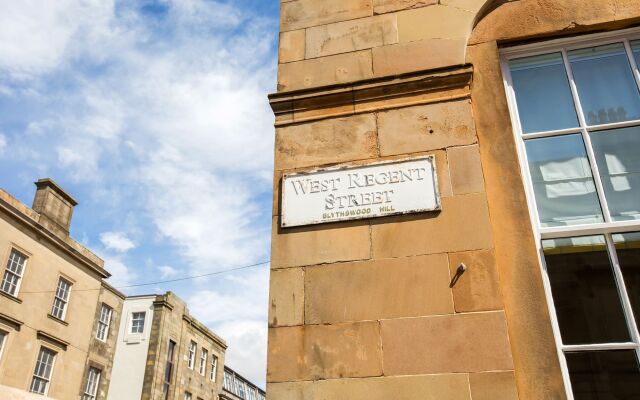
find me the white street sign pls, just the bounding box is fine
[281,156,440,227]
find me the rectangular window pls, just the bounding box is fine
[82,367,101,400]
[50,278,71,320]
[187,341,196,369]
[199,348,207,376]
[210,355,218,382]
[130,312,146,334]
[30,347,56,395]
[96,304,112,342]
[163,340,176,400]
[183,392,191,400]
[1,249,27,297]
[223,370,233,391]
[0,330,6,359]
[503,29,640,400]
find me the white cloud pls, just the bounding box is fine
[100,231,136,252]
[104,257,137,288]
[0,134,6,155]
[158,265,179,279]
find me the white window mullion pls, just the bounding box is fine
[605,234,640,348]
[560,48,613,223]
[623,39,640,94]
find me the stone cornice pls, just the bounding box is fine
[269,65,473,127]
[182,313,228,350]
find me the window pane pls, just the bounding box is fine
[569,43,640,125]
[632,40,640,69]
[509,53,579,133]
[614,232,640,328]
[590,126,640,221]
[525,135,603,227]
[566,350,640,399]
[542,236,629,344]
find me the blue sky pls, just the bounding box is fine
[0,0,279,387]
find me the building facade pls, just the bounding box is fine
[0,179,124,399]
[108,292,227,400]
[220,367,265,400]
[267,1,640,399]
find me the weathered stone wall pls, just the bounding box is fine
[269,0,640,399]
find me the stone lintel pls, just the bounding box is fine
[37,330,70,351]
[0,312,23,330]
[269,64,473,126]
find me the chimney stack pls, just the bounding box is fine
[32,178,78,237]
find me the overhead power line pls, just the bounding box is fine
[17,260,270,294]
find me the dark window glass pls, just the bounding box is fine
[509,52,579,133]
[614,232,640,328]
[542,236,629,344]
[569,43,640,125]
[163,340,176,400]
[566,350,640,399]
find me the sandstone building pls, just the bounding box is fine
[220,366,266,400]
[267,1,640,399]
[108,292,227,400]
[0,179,124,399]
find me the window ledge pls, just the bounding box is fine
[0,290,22,304]
[47,313,69,326]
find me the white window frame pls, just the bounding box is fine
[30,347,56,395]
[96,304,113,342]
[50,277,72,321]
[1,248,28,297]
[501,27,640,400]
[130,312,146,334]
[187,341,196,370]
[199,348,207,376]
[82,367,101,400]
[0,330,7,360]
[210,355,218,382]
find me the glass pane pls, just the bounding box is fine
[566,350,640,399]
[525,135,603,227]
[591,126,640,221]
[542,236,629,344]
[509,53,579,133]
[569,43,640,125]
[614,232,640,328]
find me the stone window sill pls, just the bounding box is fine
[0,290,22,304]
[47,313,69,326]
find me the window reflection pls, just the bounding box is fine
[509,53,579,133]
[632,40,640,71]
[542,236,629,344]
[526,135,603,227]
[569,43,640,124]
[590,126,640,221]
[566,350,640,399]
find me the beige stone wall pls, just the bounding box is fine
[141,292,226,400]
[270,0,640,399]
[0,191,121,400]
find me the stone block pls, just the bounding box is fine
[278,50,373,92]
[397,5,474,42]
[381,311,514,375]
[448,144,485,195]
[373,0,438,15]
[275,113,378,170]
[448,249,502,312]
[269,268,304,327]
[440,0,487,13]
[281,0,373,31]
[267,374,471,400]
[372,39,465,77]
[469,371,519,400]
[279,30,306,63]
[376,100,477,156]
[371,193,493,258]
[267,322,383,382]
[271,217,371,268]
[305,14,398,59]
[305,254,454,324]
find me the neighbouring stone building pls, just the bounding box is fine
[0,179,125,399]
[267,1,640,399]
[220,367,266,400]
[108,292,227,400]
